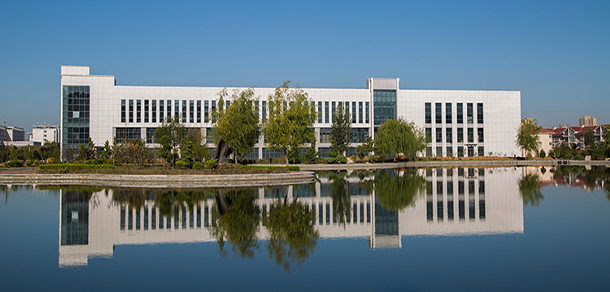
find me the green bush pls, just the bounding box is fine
[549,150,555,158]
[287,166,300,171]
[379,153,387,161]
[336,155,348,164]
[563,154,574,159]
[205,160,218,169]
[6,160,24,167]
[193,162,205,169]
[539,149,546,158]
[323,157,337,164]
[369,156,379,163]
[575,154,584,160]
[39,163,115,170]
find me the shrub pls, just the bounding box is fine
[193,162,205,170]
[336,155,348,164]
[6,160,24,167]
[539,149,546,158]
[287,166,300,171]
[379,153,387,162]
[548,150,555,158]
[175,160,189,169]
[205,160,217,169]
[39,164,115,170]
[563,154,574,159]
[575,154,584,160]
[369,156,379,163]
[324,157,337,164]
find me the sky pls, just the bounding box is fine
[0,0,609,131]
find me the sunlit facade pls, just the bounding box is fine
[60,66,521,159]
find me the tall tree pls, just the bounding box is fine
[375,118,427,160]
[154,116,186,167]
[330,105,351,156]
[517,118,542,157]
[584,129,595,149]
[263,82,317,165]
[214,87,261,161]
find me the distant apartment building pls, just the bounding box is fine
[31,125,60,144]
[578,116,597,127]
[0,125,26,142]
[545,125,607,149]
[537,128,554,155]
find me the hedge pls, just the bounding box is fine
[39,164,115,170]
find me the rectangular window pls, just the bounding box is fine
[320,128,331,143]
[146,128,156,143]
[435,103,442,124]
[226,100,230,108]
[204,100,209,122]
[136,100,141,123]
[197,101,201,123]
[325,102,329,123]
[446,103,452,124]
[468,146,474,157]
[129,100,134,123]
[121,100,126,123]
[447,146,453,157]
[317,101,322,123]
[468,128,474,143]
[331,102,336,123]
[426,147,432,157]
[255,101,260,119]
[457,103,463,124]
[446,128,453,143]
[352,102,357,123]
[478,128,484,143]
[359,102,363,123]
[458,146,464,157]
[167,100,171,121]
[458,128,464,143]
[338,101,343,110]
[365,102,369,123]
[467,103,473,124]
[144,100,149,123]
[425,103,431,124]
[174,100,179,119]
[152,100,157,123]
[190,100,194,123]
[436,147,443,157]
[182,100,187,122]
[159,100,164,122]
[477,103,483,124]
[436,128,442,143]
[478,146,484,157]
[262,101,267,121]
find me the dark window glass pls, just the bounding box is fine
[262,101,267,121]
[426,128,432,141]
[373,90,396,128]
[325,102,329,123]
[204,100,209,122]
[116,127,141,143]
[467,103,473,124]
[436,146,443,157]
[320,128,331,143]
[182,100,187,122]
[478,146,484,157]
[458,146,464,157]
[457,103,463,124]
[425,103,431,123]
[136,100,141,123]
[167,100,171,120]
[477,103,483,124]
[458,128,464,143]
[159,100,164,122]
[144,100,149,123]
[435,103,442,124]
[352,102,356,123]
[365,102,369,123]
[197,100,201,123]
[446,128,453,143]
[446,103,452,124]
[121,100,126,123]
[447,146,453,157]
[152,100,157,123]
[317,101,322,123]
[359,102,363,123]
[331,102,336,123]
[478,128,484,143]
[468,128,474,143]
[129,100,134,123]
[436,128,442,143]
[349,128,369,143]
[190,100,194,123]
[146,128,156,143]
[175,100,179,119]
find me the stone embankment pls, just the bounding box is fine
[0,172,315,188]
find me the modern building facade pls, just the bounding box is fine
[31,125,60,144]
[61,66,521,159]
[0,125,26,142]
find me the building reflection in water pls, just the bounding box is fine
[57,167,524,268]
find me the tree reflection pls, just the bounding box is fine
[519,173,544,207]
[328,171,352,226]
[356,169,426,211]
[264,196,319,273]
[209,189,260,259]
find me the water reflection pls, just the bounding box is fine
[43,167,532,270]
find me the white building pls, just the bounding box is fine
[60,66,521,159]
[0,125,26,142]
[31,125,60,144]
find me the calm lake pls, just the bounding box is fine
[1,166,609,292]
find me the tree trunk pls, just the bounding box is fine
[284,149,289,165]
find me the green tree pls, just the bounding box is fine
[302,140,320,164]
[101,140,112,159]
[263,81,317,165]
[356,136,374,158]
[375,118,426,160]
[154,116,186,167]
[517,118,542,157]
[330,105,351,156]
[76,137,96,161]
[584,129,595,149]
[214,88,261,162]
[264,196,319,273]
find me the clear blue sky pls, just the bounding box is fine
[1,0,608,131]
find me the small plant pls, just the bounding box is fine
[575,154,584,160]
[379,153,387,162]
[369,156,379,163]
[324,157,337,164]
[539,149,546,158]
[6,160,24,167]
[336,155,348,164]
[193,162,204,169]
[205,160,218,169]
[175,160,189,169]
[564,154,574,159]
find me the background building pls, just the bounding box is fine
[579,116,597,127]
[31,125,60,144]
[60,66,521,159]
[0,125,26,142]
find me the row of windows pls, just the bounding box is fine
[425,102,483,124]
[318,101,370,124]
[426,146,485,157]
[426,180,485,222]
[318,128,369,144]
[426,127,484,143]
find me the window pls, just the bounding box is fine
[116,127,141,143]
[331,102,336,123]
[325,102,329,123]
[458,146,464,157]
[477,103,483,124]
[446,103,452,124]
[167,100,171,120]
[478,146,484,157]
[467,103,473,124]
[121,100,126,123]
[457,128,464,143]
[152,100,157,123]
[352,102,356,123]
[262,101,267,121]
[255,101,259,119]
[174,100,179,119]
[204,100,209,122]
[160,100,164,122]
[373,90,396,128]
[426,147,432,157]
[146,128,156,143]
[435,103,442,124]
[468,128,474,143]
[136,100,141,123]
[436,147,443,157]
[457,103,463,124]
[359,102,363,123]
[436,128,442,143]
[468,146,474,157]
[197,101,201,123]
[365,102,370,123]
[129,100,134,123]
[446,128,453,143]
[182,100,187,122]
[447,146,453,157]
[478,128,484,143]
[320,128,331,143]
[227,100,230,109]
[144,100,149,123]
[349,128,369,143]
[425,103,431,124]
[190,100,194,123]
[317,101,322,123]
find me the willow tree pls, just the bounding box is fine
[214,87,261,161]
[517,118,542,157]
[375,118,427,160]
[263,81,317,165]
